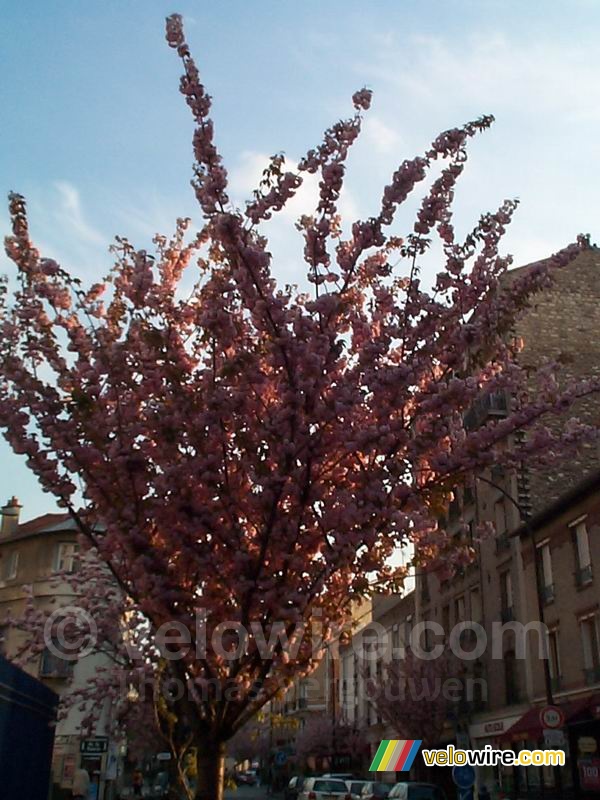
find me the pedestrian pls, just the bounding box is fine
[132,768,144,797]
[72,765,90,800]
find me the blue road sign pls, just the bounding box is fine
[452,765,476,790]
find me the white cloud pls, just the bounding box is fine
[363,115,402,154]
[362,32,600,122]
[53,181,106,247]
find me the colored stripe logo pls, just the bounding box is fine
[369,739,422,772]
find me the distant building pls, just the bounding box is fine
[0,498,119,799]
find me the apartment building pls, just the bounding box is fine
[509,471,600,796]
[0,497,119,800]
[339,592,415,752]
[333,248,600,796]
[414,247,600,797]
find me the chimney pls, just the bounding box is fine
[1,497,22,537]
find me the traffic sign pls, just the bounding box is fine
[452,765,476,790]
[543,729,565,748]
[539,705,565,729]
[275,750,288,766]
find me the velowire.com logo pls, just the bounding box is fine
[369,739,422,772]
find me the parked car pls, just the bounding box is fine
[346,780,370,800]
[235,770,258,786]
[285,776,306,800]
[322,774,355,780]
[299,777,351,800]
[387,784,447,800]
[150,771,170,798]
[360,781,393,800]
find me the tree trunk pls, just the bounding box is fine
[195,738,226,800]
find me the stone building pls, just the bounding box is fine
[413,247,600,796]
[339,248,600,797]
[0,498,119,799]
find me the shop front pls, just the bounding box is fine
[497,697,600,798]
[468,712,523,796]
[566,694,600,796]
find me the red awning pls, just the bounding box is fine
[500,697,594,742]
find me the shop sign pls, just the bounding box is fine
[80,737,109,755]
[484,721,505,734]
[579,737,598,754]
[61,753,77,788]
[580,758,600,791]
[469,715,521,740]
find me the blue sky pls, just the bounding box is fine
[2,0,600,520]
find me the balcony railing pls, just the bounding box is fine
[576,564,593,588]
[464,390,509,430]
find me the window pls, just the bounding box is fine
[470,586,482,623]
[572,520,593,587]
[547,629,562,691]
[404,615,413,652]
[500,570,513,622]
[39,646,74,678]
[0,551,18,582]
[495,501,510,552]
[442,605,451,637]
[504,649,520,704]
[449,494,461,523]
[420,574,430,605]
[581,614,600,685]
[0,624,8,656]
[537,541,554,604]
[55,542,79,574]
[454,594,466,623]
[463,485,475,507]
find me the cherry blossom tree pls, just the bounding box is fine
[1,13,598,800]
[365,649,456,748]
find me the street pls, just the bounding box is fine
[225,784,275,800]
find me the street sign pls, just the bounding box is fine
[80,737,108,755]
[275,750,288,766]
[543,729,565,748]
[157,752,172,761]
[539,705,565,729]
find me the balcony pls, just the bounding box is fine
[576,564,594,588]
[584,666,600,686]
[540,584,555,606]
[464,390,509,431]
